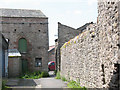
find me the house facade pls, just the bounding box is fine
[1,8,49,72]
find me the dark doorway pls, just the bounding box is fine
[22,59,28,73]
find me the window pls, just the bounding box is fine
[18,38,27,53]
[51,62,55,65]
[35,58,42,67]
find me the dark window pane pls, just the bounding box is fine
[35,58,42,67]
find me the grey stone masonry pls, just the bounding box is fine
[56,22,93,71]
[60,0,119,88]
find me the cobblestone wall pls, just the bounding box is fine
[98,0,119,88]
[61,0,119,88]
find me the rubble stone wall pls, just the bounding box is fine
[57,22,81,71]
[57,22,92,71]
[61,0,119,88]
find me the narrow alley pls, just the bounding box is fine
[5,71,67,89]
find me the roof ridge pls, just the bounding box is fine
[0,8,47,18]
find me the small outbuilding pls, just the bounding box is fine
[8,49,22,78]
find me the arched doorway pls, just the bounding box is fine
[18,38,28,73]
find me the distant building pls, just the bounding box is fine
[0,8,49,72]
[48,45,55,62]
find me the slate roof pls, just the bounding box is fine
[77,22,93,31]
[0,8,46,18]
[48,45,55,52]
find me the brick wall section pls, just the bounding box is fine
[48,49,55,62]
[60,0,119,88]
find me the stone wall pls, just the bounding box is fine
[60,0,119,88]
[56,22,92,71]
[98,0,119,88]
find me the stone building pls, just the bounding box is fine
[0,8,49,72]
[60,0,120,88]
[48,45,55,62]
[56,22,93,71]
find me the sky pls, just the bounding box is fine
[0,0,98,46]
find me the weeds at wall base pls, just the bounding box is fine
[19,71,49,79]
[67,80,86,89]
[61,76,67,81]
[2,80,9,90]
[55,72,86,89]
[55,71,61,79]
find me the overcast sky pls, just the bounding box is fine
[0,0,98,46]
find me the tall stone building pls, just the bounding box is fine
[0,8,49,72]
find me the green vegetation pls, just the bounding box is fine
[55,71,67,81]
[55,71,61,79]
[67,80,86,89]
[61,76,67,81]
[20,71,49,79]
[55,72,86,89]
[54,70,57,75]
[2,80,9,90]
[41,71,49,77]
